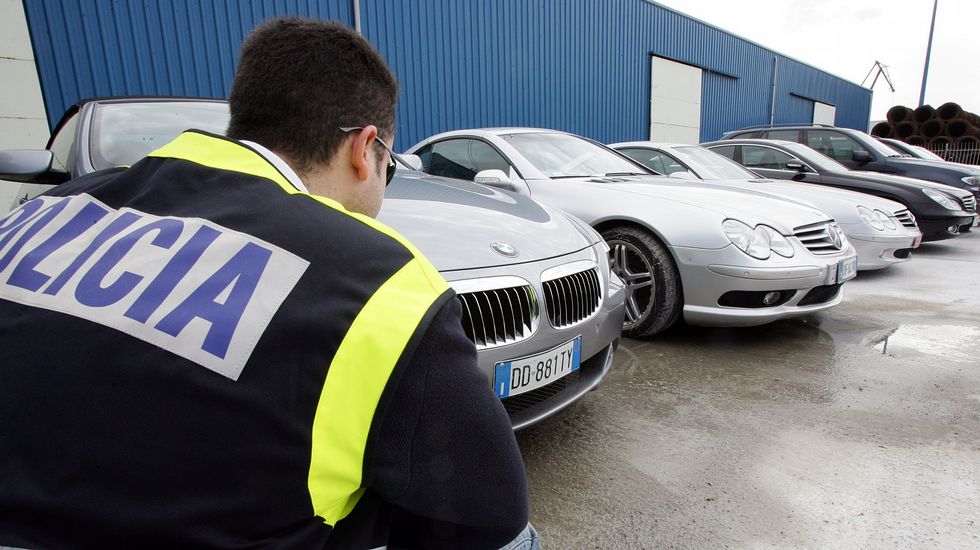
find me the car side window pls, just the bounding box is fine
[419,139,478,180]
[766,130,800,142]
[709,146,737,160]
[617,148,666,174]
[469,140,511,174]
[49,112,80,173]
[741,146,795,170]
[806,130,863,162]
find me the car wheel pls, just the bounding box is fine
[602,226,682,337]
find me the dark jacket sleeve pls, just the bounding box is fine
[368,295,530,549]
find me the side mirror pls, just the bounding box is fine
[474,169,516,190]
[397,153,423,171]
[0,150,54,182]
[668,170,696,180]
[785,161,806,172]
[851,150,872,163]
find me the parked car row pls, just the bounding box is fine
[1,99,975,430]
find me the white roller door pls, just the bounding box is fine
[649,56,702,144]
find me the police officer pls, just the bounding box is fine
[0,18,536,549]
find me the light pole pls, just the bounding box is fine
[918,0,938,107]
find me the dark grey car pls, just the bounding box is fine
[720,124,980,200]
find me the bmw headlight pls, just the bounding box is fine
[722,220,794,259]
[922,188,960,210]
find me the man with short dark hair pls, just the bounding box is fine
[0,18,535,549]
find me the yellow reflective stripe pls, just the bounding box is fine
[308,258,448,525]
[148,131,299,195]
[149,132,446,291]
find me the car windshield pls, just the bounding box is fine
[856,133,907,158]
[672,146,759,180]
[90,101,230,170]
[777,142,850,172]
[912,146,945,161]
[501,132,648,178]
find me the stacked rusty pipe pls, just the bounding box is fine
[873,102,980,154]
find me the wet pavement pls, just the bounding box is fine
[517,232,980,549]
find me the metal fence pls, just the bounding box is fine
[923,146,980,165]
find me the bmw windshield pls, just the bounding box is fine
[502,132,649,178]
[90,101,230,170]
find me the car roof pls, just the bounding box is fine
[609,141,692,149]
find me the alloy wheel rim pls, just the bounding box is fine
[608,241,656,329]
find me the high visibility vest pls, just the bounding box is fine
[0,131,451,545]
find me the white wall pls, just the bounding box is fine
[0,0,50,149]
[649,56,702,144]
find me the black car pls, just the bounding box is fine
[720,124,980,200]
[702,138,977,242]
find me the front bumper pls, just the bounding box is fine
[672,243,857,327]
[840,223,921,270]
[918,213,976,241]
[444,246,626,430]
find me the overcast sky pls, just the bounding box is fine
[655,0,979,124]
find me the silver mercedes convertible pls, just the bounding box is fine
[407,128,859,337]
[0,98,626,429]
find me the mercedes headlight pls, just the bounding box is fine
[722,220,794,259]
[858,206,897,231]
[962,175,980,186]
[922,188,960,210]
[759,225,794,257]
[858,206,884,230]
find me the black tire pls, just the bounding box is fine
[601,226,682,338]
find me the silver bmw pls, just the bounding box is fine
[610,141,923,270]
[407,128,859,337]
[0,98,626,429]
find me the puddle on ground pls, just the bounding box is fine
[873,324,980,362]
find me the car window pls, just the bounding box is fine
[805,130,865,163]
[766,130,800,142]
[741,145,796,170]
[673,146,759,180]
[501,132,647,178]
[617,148,683,175]
[90,102,230,170]
[709,145,737,160]
[49,112,80,173]
[419,139,478,180]
[469,140,512,174]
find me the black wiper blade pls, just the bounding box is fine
[604,172,647,176]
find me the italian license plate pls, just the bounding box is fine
[493,336,582,398]
[972,214,979,228]
[837,256,858,283]
[912,234,923,248]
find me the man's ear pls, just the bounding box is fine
[348,125,379,182]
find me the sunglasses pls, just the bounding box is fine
[339,126,396,186]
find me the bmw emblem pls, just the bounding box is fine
[491,241,519,257]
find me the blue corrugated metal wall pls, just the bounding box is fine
[23,0,870,150]
[23,0,354,127]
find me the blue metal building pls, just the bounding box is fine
[23,0,871,151]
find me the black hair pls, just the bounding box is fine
[227,18,398,172]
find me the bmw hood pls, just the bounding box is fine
[378,170,598,272]
[574,175,832,234]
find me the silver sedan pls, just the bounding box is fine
[611,141,923,270]
[407,128,859,337]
